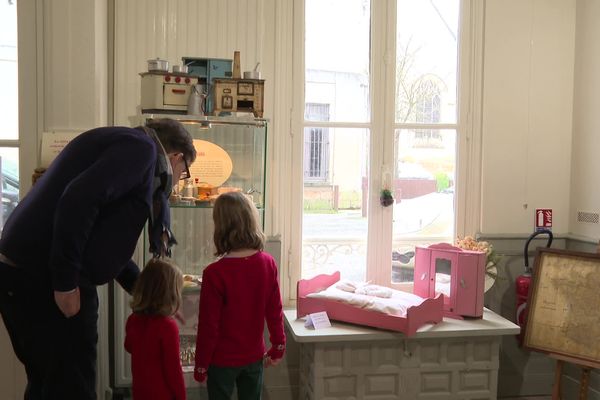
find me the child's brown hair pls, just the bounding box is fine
[213,191,265,256]
[130,258,183,316]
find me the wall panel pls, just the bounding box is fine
[42,0,108,131]
[481,0,575,235]
[570,0,600,239]
[113,0,266,126]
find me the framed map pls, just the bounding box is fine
[524,248,600,367]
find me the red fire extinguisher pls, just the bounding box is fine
[516,229,553,346]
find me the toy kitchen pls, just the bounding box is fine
[140,54,265,118]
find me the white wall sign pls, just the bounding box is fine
[40,132,81,168]
[189,139,233,187]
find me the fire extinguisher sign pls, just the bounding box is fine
[535,209,552,231]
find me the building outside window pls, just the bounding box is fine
[304,103,330,183]
[414,93,442,147]
[297,0,465,288]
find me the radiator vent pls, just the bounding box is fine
[577,211,599,224]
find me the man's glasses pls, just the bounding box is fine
[180,156,191,181]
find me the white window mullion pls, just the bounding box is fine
[368,0,398,286]
[456,0,485,237]
[381,0,402,289]
[288,0,306,302]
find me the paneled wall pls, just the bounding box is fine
[481,0,575,235]
[570,0,600,238]
[42,0,108,131]
[113,0,268,126]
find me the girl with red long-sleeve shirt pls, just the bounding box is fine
[125,259,186,400]
[195,191,286,400]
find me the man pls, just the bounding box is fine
[0,118,196,400]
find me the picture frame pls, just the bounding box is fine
[523,247,600,368]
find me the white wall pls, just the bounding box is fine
[481,0,576,235]
[41,0,108,131]
[570,0,600,239]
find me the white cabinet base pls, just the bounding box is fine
[286,308,520,400]
[299,337,500,400]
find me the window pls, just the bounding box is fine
[304,127,329,181]
[414,94,442,147]
[304,103,330,182]
[0,0,19,230]
[295,0,477,289]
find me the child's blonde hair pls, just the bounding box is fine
[213,191,265,256]
[130,258,183,316]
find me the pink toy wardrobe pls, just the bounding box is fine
[414,243,486,319]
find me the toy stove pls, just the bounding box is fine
[140,71,200,114]
[414,243,486,319]
[212,78,265,118]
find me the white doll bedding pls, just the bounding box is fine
[434,273,451,297]
[305,280,426,317]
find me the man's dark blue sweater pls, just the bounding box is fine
[0,126,157,293]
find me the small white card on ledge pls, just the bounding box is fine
[304,311,332,329]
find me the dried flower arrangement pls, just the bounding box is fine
[455,236,501,280]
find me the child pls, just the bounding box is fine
[125,258,186,400]
[194,191,286,400]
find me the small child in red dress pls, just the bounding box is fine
[194,191,286,400]
[125,258,186,400]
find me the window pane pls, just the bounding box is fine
[305,0,370,123]
[0,0,18,140]
[396,0,459,124]
[0,147,19,230]
[302,128,369,282]
[391,129,455,283]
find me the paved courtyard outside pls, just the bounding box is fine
[302,191,454,283]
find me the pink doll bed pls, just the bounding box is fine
[297,271,444,336]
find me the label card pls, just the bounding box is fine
[304,311,332,330]
[40,132,81,168]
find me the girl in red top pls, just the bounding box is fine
[125,259,186,400]
[194,191,286,400]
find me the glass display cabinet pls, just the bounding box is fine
[143,114,267,375]
[141,114,267,275]
[111,115,268,397]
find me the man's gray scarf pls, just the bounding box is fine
[139,126,177,257]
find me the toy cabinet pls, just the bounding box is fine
[414,243,486,319]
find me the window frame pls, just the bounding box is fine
[16,1,39,199]
[288,0,484,299]
[0,0,33,228]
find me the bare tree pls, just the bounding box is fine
[395,37,446,123]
